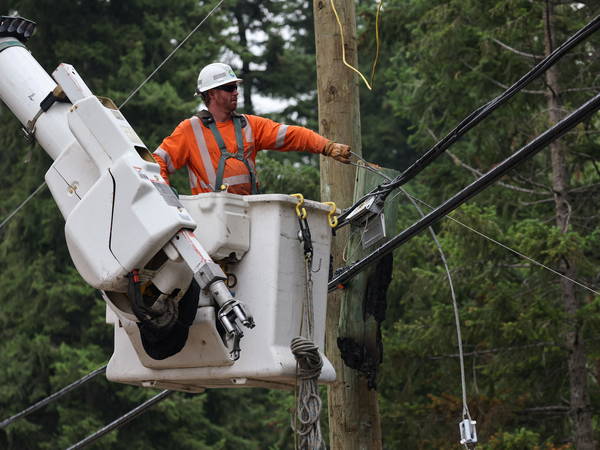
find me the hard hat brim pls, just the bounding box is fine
[198,78,243,93]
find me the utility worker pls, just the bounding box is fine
[153,62,351,195]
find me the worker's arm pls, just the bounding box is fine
[153,120,191,183]
[249,115,351,163]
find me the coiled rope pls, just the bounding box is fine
[291,337,324,450]
[291,194,324,450]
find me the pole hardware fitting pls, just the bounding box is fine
[291,193,313,261]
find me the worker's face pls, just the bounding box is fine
[209,83,238,113]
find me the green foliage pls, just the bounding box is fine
[1,0,599,448]
[372,1,600,447]
[256,153,320,198]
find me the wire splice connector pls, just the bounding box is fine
[459,418,477,446]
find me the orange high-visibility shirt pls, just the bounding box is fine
[153,114,329,195]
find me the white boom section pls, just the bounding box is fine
[0,37,74,160]
[0,35,254,358]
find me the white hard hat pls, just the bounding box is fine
[196,63,242,93]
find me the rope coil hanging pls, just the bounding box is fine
[290,193,325,450]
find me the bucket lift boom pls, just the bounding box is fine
[0,17,253,360]
[0,17,335,390]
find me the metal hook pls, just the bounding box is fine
[291,193,307,219]
[322,201,338,228]
[311,257,322,273]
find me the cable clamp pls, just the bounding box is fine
[22,86,68,143]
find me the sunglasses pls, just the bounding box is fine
[214,84,238,92]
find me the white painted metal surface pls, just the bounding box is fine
[0,37,74,160]
[0,39,335,392]
[106,193,336,391]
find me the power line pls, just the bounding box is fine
[376,175,600,298]
[66,390,174,450]
[336,14,600,227]
[118,0,224,109]
[330,90,600,290]
[0,365,107,429]
[0,181,46,234]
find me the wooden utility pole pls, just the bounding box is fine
[314,0,383,448]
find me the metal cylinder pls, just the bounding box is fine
[0,36,75,160]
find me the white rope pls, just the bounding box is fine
[291,215,324,450]
[400,188,473,423]
[404,192,600,297]
[0,0,225,233]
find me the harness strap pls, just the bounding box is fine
[197,110,258,194]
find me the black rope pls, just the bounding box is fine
[66,390,174,449]
[329,91,600,291]
[0,365,107,429]
[336,14,600,228]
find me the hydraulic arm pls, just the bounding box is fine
[0,17,253,359]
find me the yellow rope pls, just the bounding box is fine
[329,0,383,91]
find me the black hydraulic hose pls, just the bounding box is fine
[329,91,600,291]
[336,14,600,228]
[0,365,107,429]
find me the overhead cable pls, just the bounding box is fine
[417,195,600,297]
[0,365,107,429]
[66,390,174,449]
[118,0,224,109]
[329,90,600,291]
[352,158,600,297]
[0,181,46,234]
[336,14,600,227]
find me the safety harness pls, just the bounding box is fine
[196,110,258,194]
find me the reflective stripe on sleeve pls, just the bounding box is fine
[275,124,288,149]
[190,117,217,187]
[153,148,175,173]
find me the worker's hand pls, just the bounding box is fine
[322,141,351,164]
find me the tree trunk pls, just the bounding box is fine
[233,5,254,114]
[543,2,595,448]
[314,0,383,448]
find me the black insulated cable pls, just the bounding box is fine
[336,14,600,229]
[329,91,600,291]
[66,390,174,449]
[0,365,107,429]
